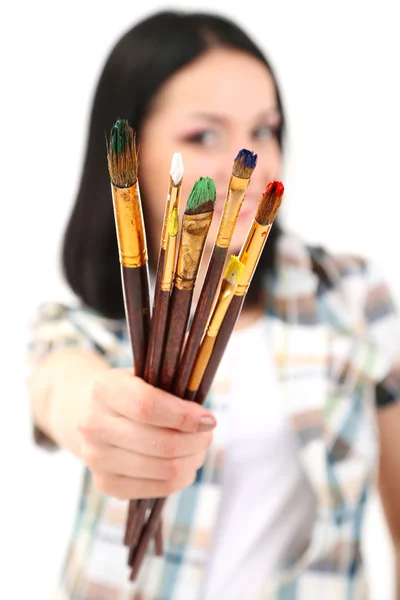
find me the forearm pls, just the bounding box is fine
[29,347,109,458]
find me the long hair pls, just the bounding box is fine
[62,10,285,318]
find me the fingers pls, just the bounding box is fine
[80,414,213,458]
[83,442,207,481]
[93,369,216,433]
[92,471,198,500]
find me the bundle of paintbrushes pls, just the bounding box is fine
[106,118,284,580]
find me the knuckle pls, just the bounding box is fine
[91,376,107,401]
[133,390,154,423]
[82,445,106,471]
[78,414,106,441]
[156,432,179,458]
[175,402,197,431]
[164,457,182,480]
[93,474,112,495]
[93,474,128,500]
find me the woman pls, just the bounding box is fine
[28,9,400,600]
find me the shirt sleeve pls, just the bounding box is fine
[362,262,400,408]
[26,301,129,450]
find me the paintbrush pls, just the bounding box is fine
[195,181,284,406]
[124,153,183,550]
[173,149,257,398]
[107,118,150,379]
[185,255,245,399]
[158,176,216,392]
[127,177,216,577]
[128,256,246,579]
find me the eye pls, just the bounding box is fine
[252,124,279,141]
[183,129,218,146]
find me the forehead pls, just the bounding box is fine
[150,47,278,119]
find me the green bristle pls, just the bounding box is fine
[111,119,130,155]
[107,118,137,188]
[185,177,216,215]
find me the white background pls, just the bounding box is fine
[1,0,399,598]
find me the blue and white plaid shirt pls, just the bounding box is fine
[28,231,400,599]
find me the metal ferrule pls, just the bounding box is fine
[235,221,272,296]
[161,183,182,291]
[215,174,251,248]
[111,183,147,268]
[174,211,213,291]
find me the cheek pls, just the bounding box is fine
[259,142,282,176]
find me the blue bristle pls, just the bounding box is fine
[235,148,258,168]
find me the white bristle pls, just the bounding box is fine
[170,152,184,185]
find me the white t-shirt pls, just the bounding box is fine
[199,316,317,600]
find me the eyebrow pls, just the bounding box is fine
[188,108,280,123]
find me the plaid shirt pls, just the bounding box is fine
[28,231,400,599]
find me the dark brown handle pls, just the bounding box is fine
[129,497,166,580]
[196,294,244,405]
[122,264,151,379]
[159,287,193,392]
[144,289,170,386]
[173,245,227,398]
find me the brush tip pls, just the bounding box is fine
[232,149,258,178]
[170,152,184,185]
[224,255,245,285]
[185,177,216,214]
[255,180,284,225]
[107,118,138,187]
[110,118,130,155]
[235,148,258,168]
[265,180,285,197]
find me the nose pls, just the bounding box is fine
[214,140,253,190]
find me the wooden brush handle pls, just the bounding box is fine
[144,289,170,385]
[144,249,166,386]
[129,497,166,580]
[159,287,193,391]
[195,294,245,406]
[124,253,168,549]
[122,264,151,379]
[173,245,227,398]
[127,287,193,570]
[128,296,244,578]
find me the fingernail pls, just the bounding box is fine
[198,416,216,431]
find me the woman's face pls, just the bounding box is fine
[138,47,282,258]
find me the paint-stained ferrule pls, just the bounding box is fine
[215,175,251,248]
[207,280,237,337]
[235,222,272,296]
[160,183,181,250]
[174,212,213,290]
[111,183,147,268]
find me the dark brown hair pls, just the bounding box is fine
[62,10,285,318]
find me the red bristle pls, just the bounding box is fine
[265,181,284,196]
